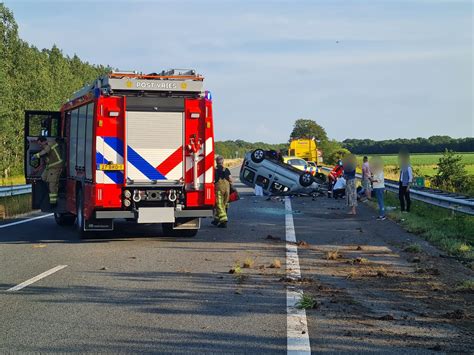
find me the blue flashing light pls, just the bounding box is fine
[205,90,212,100]
[93,87,101,98]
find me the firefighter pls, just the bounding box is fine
[212,156,232,228]
[32,137,64,205]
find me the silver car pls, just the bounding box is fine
[239,149,314,195]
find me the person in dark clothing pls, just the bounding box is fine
[398,152,413,213]
[213,156,232,228]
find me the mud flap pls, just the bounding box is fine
[173,217,200,230]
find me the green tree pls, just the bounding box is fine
[0,4,109,180]
[290,119,328,142]
[432,150,469,193]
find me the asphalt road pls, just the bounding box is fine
[0,166,472,353]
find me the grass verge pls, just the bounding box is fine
[0,175,25,186]
[382,192,474,261]
[0,194,32,219]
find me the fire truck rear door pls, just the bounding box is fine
[24,110,62,209]
[24,111,62,181]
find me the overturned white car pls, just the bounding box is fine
[239,149,325,195]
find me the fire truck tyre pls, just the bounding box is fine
[251,149,265,163]
[75,188,87,237]
[299,172,314,187]
[54,212,75,226]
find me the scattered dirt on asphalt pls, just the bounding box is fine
[292,197,474,353]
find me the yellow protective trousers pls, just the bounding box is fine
[214,179,230,223]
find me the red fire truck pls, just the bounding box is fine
[24,69,215,237]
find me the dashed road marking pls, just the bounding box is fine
[285,197,311,354]
[6,265,68,292]
[0,213,53,229]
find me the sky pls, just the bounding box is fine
[5,0,473,143]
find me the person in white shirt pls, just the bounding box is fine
[370,157,386,220]
[333,176,346,199]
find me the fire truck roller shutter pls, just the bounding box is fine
[126,111,184,184]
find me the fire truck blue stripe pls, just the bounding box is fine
[95,152,124,184]
[103,137,124,157]
[126,146,166,180]
[104,171,124,184]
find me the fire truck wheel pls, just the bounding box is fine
[162,223,198,237]
[251,149,265,163]
[75,188,87,237]
[54,212,76,226]
[299,172,314,187]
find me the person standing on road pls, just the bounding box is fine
[343,154,358,215]
[399,152,413,213]
[361,156,372,201]
[370,157,386,220]
[212,156,232,228]
[32,136,64,205]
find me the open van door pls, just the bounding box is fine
[24,110,61,210]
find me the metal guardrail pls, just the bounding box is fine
[0,184,32,198]
[321,167,474,215]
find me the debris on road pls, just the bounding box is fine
[297,240,309,248]
[229,265,242,274]
[325,250,342,260]
[265,234,281,241]
[243,258,254,268]
[270,259,281,268]
[378,314,395,321]
[296,293,319,310]
[100,267,108,270]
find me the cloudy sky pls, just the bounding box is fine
[6,0,473,143]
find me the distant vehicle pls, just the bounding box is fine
[283,157,327,182]
[240,149,315,195]
[284,157,316,175]
[288,138,323,164]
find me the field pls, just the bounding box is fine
[355,152,474,180]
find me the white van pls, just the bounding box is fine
[239,149,315,195]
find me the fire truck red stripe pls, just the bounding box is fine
[185,153,214,182]
[156,146,183,176]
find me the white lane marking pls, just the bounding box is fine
[6,265,68,292]
[0,213,54,229]
[285,197,311,354]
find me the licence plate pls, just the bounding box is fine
[99,164,124,171]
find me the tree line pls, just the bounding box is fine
[0,4,109,179]
[343,136,474,155]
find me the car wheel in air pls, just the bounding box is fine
[251,149,265,163]
[299,172,314,187]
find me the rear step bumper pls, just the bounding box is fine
[95,209,213,220]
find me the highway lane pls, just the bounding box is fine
[0,169,290,353]
[1,165,472,353]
